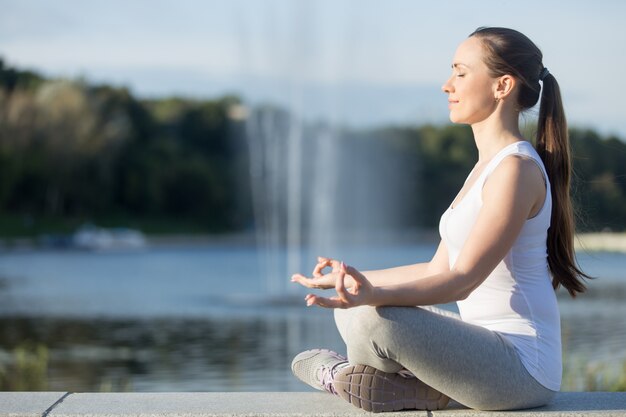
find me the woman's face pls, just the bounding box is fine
[442,36,499,125]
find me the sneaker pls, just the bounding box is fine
[333,364,450,412]
[291,349,348,394]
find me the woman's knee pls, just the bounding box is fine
[335,306,403,373]
[335,306,388,339]
[337,305,431,340]
[334,306,386,347]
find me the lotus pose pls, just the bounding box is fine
[290,27,589,412]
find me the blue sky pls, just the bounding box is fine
[1,0,625,136]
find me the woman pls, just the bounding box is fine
[290,27,589,412]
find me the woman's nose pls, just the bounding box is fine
[441,77,453,93]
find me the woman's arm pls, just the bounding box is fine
[362,240,450,286]
[303,156,546,308]
[292,240,450,290]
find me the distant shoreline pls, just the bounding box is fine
[150,231,626,253]
[575,232,626,253]
[1,231,625,253]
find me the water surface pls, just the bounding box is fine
[0,243,623,391]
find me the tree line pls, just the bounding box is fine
[383,124,626,232]
[0,58,250,236]
[1,58,625,236]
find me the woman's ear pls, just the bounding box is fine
[494,74,517,101]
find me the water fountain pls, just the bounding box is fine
[237,3,420,300]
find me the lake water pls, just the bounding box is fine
[0,242,624,392]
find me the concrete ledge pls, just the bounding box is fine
[1,392,625,417]
[0,392,67,417]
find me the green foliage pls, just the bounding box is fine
[562,356,626,392]
[0,342,48,391]
[373,124,476,228]
[1,58,625,235]
[415,124,477,226]
[0,58,45,92]
[380,125,626,230]
[0,60,250,235]
[570,129,626,231]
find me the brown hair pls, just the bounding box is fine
[470,26,589,297]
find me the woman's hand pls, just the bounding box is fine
[290,256,356,289]
[292,260,375,309]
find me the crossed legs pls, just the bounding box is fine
[334,305,555,411]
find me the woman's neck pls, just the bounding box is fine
[471,109,525,164]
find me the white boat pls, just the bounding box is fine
[72,225,147,251]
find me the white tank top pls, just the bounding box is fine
[438,141,561,391]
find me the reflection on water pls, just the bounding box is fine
[2,304,625,392]
[0,311,345,392]
[0,244,625,392]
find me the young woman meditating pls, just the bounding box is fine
[290,27,589,412]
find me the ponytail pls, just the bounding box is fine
[536,73,590,297]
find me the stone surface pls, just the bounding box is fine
[0,391,624,417]
[0,392,68,417]
[49,392,372,416]
[436,392,626,416]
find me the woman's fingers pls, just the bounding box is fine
[312,256,341,277]
[344,264,366,293]
[312,257,331,277]
[291,273,332,289]
[343,263,372,303]
[335,262,352,303]
[305,294,346,309]
[291,273,308,284]
[343,264,363,282]
[305,293,315,305]
[291,273,320,288]
[296,258,368,309]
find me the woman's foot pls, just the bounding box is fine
[291,349,349,394]
[333,364,450,412]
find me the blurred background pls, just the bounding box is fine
[1,0,625,393]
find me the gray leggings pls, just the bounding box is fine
[334,305,556,411]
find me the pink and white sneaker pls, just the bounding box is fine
[291,349,348,395]
[333,363,450,412]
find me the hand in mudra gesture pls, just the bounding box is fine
[291,257,374,308]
